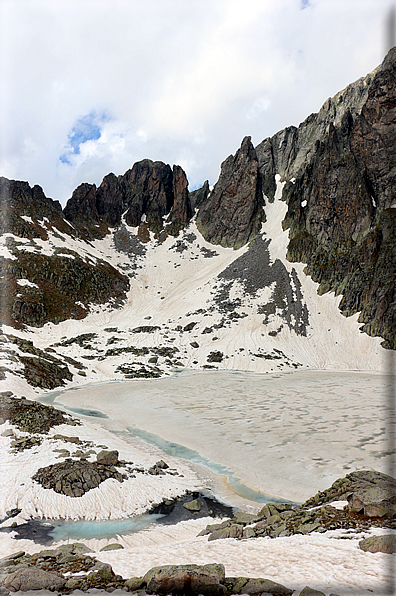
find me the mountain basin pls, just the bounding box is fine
[45,369,393,506]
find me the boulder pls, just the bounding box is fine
[183,498,204,512]
[4,567,66,592]
[143,563,226,595]
[208,524,243,541]
[304,470,396,514]
[227,576,293,595]
[125,576,145,591]
[96,449,119,465]
[348,487,396,517]
[359,534,396,553]
[298,588,326,596]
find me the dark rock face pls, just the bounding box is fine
[63,158,192,238]
[0,246,130,329]
[189,180,210,210]
[171,165,192,230]
[216,235,309,336]
[0,177,130,330]
[196,137,264,248]
[256,48,396,349]
[0,177,67,241]
[122,159,174,230]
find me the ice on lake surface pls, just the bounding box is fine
[51,369,393,503]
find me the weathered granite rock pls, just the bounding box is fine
[99,543,124,551]
[143,563,226,596]
[304,470,396,516]
[4,567,66,592]
[183,498,204,512]
[202,471,396,542]
[196,136,264,248]
[96,449,119,465]
[359,534,396,553]
[348,487,396,517]
[125,576,146,591]
[32,458,125,497]
[208,524,243,541]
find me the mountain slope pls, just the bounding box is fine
[0,51,394,393]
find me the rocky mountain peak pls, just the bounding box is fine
[63,159,192,239]
[196,136,264,248]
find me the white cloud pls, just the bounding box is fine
[0,0,393,204]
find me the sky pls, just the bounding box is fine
[0,0,395,206]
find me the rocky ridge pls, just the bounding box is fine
[0,50,394,354]
[198,470,396,542]
[196,136,264,248]
[257,47,396,349]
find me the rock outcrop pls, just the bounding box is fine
[256,48,396,349]
[359,534,396,553]
[0,548,297,595]
[196,137,264,248]
[32,459,125,497]
[0,178,130,331]
[199,470,396,542]
[63,158,192,239]
[0,393,73,433]
[0,177,68,241]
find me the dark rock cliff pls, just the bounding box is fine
[256,48,396,349]
[0,178,129,329]
[0,52,394,348]
[196,137,264,248]
[64,159,192,239]
[0,177,70,241]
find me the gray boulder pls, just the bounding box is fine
[143,563,225,595]
[359,534,396,553]
[348,487,396,517]
[229,577,293,595]
[298,588,326,596]
[4,567,66,591]
[208,524,243,541]
[96,449,119,465]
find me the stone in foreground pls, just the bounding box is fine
[359,534,396,553]
[4,567,66,592]
[226,577,293,595]
[143,563,226,595]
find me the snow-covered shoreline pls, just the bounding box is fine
[1,373,394,595]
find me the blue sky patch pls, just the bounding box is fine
[60,110,110,165]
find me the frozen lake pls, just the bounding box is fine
[48,369,393,504]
